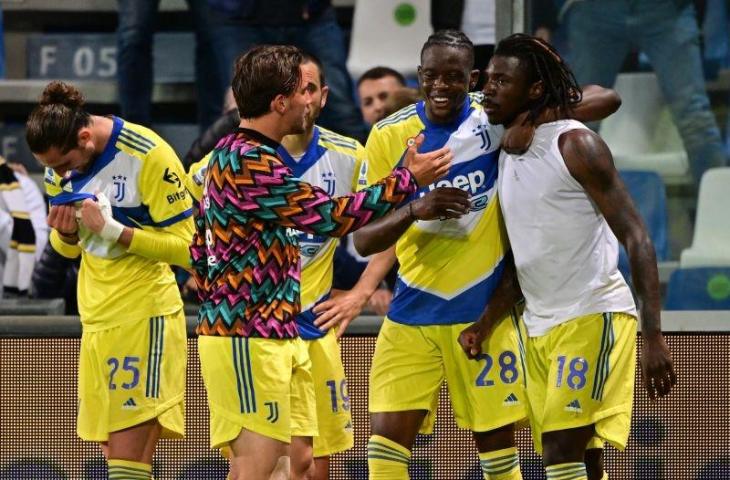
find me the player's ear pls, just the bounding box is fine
[272,94,288,115]
[528,80,544,101]
[320,85,330,109]
[77,127,93,147]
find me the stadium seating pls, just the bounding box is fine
[680,167,730,267]
[617,171,669,282]
[599,72,692,185]
[346,0,432,79]
[665,267,730,310]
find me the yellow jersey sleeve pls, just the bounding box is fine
[127,142,194,267]
[139,143,193,225]
[186,152,212,203]
[364,124,400,186]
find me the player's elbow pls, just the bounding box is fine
[605,89,622,115]
[353,230,377,257]
[623,228,656,262]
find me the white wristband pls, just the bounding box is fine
[99,218,125,242]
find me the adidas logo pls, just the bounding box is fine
[503,393,520,406]
[122,398,138,410]
[344,421,353,432]
[565,399,582,413]
[62,183,73,192]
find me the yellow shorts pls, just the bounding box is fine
[77,310,187,442]
[369,312,527,433]
[198,335,317,448]
[307,329,354,457]
[525,312,637,453]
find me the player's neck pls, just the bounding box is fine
[280,125,315,156]
[90,115,114,156]
[239,115,285,144]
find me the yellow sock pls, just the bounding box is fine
[601,473,608,480]
[546,462,588,480]
[367,434,411,480]
[108,459,152,479]
[479,446,522,479]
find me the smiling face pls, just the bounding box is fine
[482,55,537,126]
[418,44,479,124]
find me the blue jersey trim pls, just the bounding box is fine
[277,127,328,179]
[54,116,124,201]
[387,256,506,326]
[415,97,473,132]
[296,292,330,340]
[112,205,192,228]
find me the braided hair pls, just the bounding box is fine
[421,29,475,68]
[494,33,582,123]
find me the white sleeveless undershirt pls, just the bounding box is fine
[497,119,637,337]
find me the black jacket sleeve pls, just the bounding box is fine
[182,109,241,170]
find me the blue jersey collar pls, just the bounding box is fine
[416,96,473,132]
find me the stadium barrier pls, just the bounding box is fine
[1,313,728,479]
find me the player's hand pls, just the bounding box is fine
[458,320,491,359]
[410,187,471,220]
[79,193,125,242]
[367,288,392,316]
[47,204,79,239]
[501,110,536,155]
[402,133,452,186]
[640,334,677,400]
[313,288,369,338]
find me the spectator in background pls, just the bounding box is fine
[0,157,48,297]
[381,86,422,119]
[116,0,224,131]
[432,0,495,89]
[356,66,407,126]
[207,0,369,143]
[564,0,728,186]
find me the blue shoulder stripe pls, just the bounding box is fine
[118,136,151,155]
[120,128,155,149]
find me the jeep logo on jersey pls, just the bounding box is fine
[113,175,127,201]
[422,164,492,211]
[298,233,327,257]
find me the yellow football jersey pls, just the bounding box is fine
[46,117,194,331]
[363,94,509,325]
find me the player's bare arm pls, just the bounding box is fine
[500,85,621,155]
[559,128,677,400]
[458,256,522,359]
[353,187,470,257]
[313,247,397,337]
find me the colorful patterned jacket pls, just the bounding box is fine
[191,128,417,338]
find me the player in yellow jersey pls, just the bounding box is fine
[353,30,623,480]
[26,81,193,480]
[186,52,465,480]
